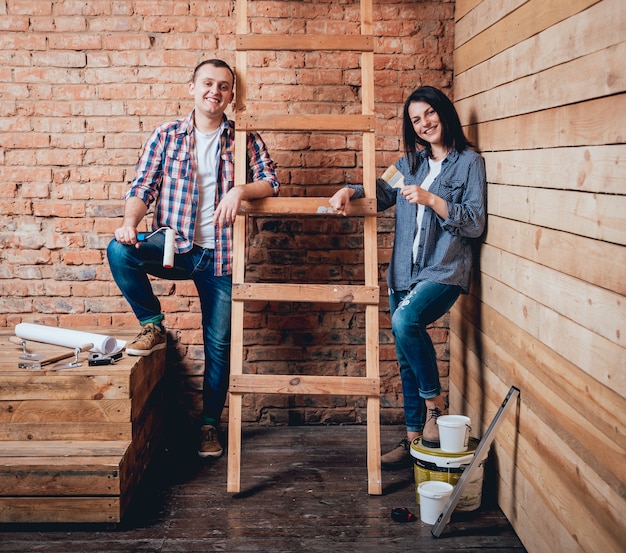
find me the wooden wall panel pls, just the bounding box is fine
[455,0,625,100]
[486,216,626,296]
[483,146,625,195]
[465,94,626,151]
[452,1,626,551]
[480,245,624,350]
[454,0,526,47]
[454,0,601,74]
[450,329,624,553]
[488,183,625,245]
[456,40,626,122]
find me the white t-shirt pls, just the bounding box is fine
[193,127,221,249]
[412,157,443,264]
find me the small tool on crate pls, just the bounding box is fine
[9,336,45,361]
[136,227,175,268]
[88,352,123,366]
[18,342,93,370]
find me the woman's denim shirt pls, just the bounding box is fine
[348,148,486,293]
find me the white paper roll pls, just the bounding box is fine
[15,323,125,355]
[163,228,175,268]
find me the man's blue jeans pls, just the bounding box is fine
[107,232,231,426]
[390,281,461,433]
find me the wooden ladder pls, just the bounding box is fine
[228,0,381,495]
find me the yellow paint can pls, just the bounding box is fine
[410,436,484,512]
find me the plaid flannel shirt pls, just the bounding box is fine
[126,110,279,276]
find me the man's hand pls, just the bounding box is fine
[114,224,141,246]
[114,197,148,247]
[214,185,245,228]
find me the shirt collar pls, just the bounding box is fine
[179,110,195,135]
[182,110,232,136]
[445,149,460,163]
[419,148,460,164]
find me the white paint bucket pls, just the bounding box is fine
[437,415,471,452]
[417,481,454,524]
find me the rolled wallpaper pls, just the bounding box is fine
[15,323,126,355]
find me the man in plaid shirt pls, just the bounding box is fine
[107,59,279,458]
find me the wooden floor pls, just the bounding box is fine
[0,425,527,552]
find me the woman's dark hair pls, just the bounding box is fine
[192,59,236,87]
[402,86,472,174]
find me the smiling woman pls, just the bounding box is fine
[408,102,446,158]
[329,85,487,469]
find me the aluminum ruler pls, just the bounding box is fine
[431,385,520,538]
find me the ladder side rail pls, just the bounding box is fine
[360,0,382,496]
[227,0,249,494]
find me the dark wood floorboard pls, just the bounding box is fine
[0,425,527,553]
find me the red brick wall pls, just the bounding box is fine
[0,0,454,426]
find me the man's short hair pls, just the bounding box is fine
[192,59,235,86]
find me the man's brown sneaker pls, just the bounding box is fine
[125,323,167,356]
[198,424,224,458]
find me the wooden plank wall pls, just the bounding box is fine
[449,1,625,552]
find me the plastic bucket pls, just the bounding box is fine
[417,481,454,524]
[437,414,471,452]
[411,437,483,512]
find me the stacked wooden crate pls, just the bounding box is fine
[0,328,166,523]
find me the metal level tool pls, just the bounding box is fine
[431,386,521,538]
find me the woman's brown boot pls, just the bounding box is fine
[422,407,442,448]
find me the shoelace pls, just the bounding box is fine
[397,437,410,450]
[427,407,442,421]
[137,324,161,339]
[201,426,217,441]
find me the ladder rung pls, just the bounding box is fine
[230,374,380,396]
[233,283,379,304]
[236,114,375,132]
[239,197,376,216]
[237,34,374,52]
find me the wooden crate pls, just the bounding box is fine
[0,328,166,523]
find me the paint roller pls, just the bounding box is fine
[136,227,176,268]
[163,228,175,268]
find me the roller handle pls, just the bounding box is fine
[136,227,175,269]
